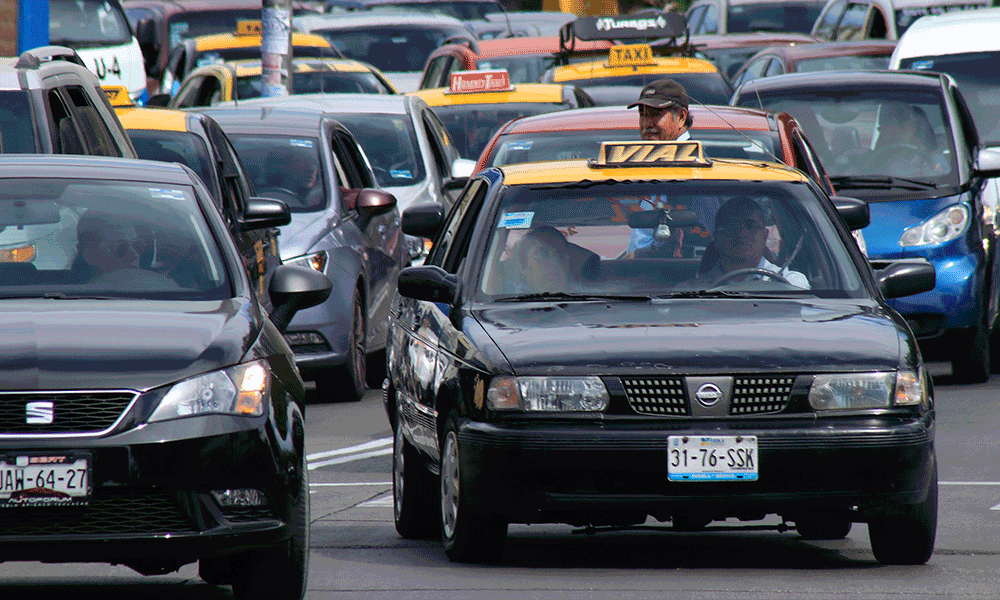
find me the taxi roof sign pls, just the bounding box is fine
[590,140,711,168]
[563,13,687,42]
[102,85,132,107]
[448,69,514,94]
[607,43,656,68]
[236,20,263,36]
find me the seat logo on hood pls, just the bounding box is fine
[695,383,723,407]
[26,401,54,425]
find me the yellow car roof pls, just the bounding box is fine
[550,56,719,83]
[194,31,331,52]
[498,141,808,186]
[114,106,188,132]
[409,83,567,107]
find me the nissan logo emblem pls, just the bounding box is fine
[695,383,722,407]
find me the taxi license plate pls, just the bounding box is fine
[668,436,757,481]
[0,455,90,506]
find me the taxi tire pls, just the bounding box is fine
[868,467,937,565]
[394,422,440,539]
[795,515,852,540]
[952,320,989,384]
[198,556,233,585]
[231,453,310,600]
[440,415,508,563]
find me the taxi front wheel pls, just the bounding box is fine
[868,467,938,565]
[440,414,508,563]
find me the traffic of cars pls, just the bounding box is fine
[5,0,1000,592]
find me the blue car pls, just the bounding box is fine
[731,70,1000,382]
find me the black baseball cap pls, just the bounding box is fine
[627,79,689,111]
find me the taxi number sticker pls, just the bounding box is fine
[290,139,313,148]
[150,188,185,200]
[390,170,412,179]
[507,141,533,151]
[497,211,534,229]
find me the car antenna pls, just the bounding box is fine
[689,94,787,167]
[494,1,515,38]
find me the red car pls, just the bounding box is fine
[678,32,819,81]
[418,36,613,90]
[730,40,898,88]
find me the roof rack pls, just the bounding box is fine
[15,46,87,69]
[555,13,693,65]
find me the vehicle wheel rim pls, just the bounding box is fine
[353,298,366,389]
[394,425,405,520]
[441,431,459,540]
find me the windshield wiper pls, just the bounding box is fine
[664,289,801,299]
[39,293,117,300]
[830,176,940,191]
[496,291,652,302]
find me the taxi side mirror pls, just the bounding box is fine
[240,197,291,230]
[398,265,460,304]
[833,197,870,230]
[871,259,935,299]
[402,202,445,240]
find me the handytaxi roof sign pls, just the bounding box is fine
[448,70,514,94]
[102,85,132,107]
[591,140,711,168]
[236,20,263,36]
[608,44,655,68]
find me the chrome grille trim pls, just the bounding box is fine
[621,377,689,416]
[730,376,795,415]
[0,389,139,438]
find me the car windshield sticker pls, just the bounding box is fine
[290,139,314,148]
[497,211,534,229]
[508,141,533,151]
[169,22,189,49]
[911,60,934,70]
[390,170,413,179]
[149,188,185,201]
[392,37,408,44]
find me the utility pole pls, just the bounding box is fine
[261,0,293,96]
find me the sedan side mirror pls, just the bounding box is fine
[401,202,445,239]
[268,265,333,332]
[347,188,397,226]
[444,158,476,192]
[397,265,459,304]
[871,259,936,299]
[975,147,1000,178]
[833,197,870,231]
[240,197,291,230]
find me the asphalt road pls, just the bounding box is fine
[5,364,1000,599]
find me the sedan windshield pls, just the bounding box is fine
[434,102,572,160]
[726,1,825,34]
[127,130,217,197]
[325,113,427,187]
[477,181,865,301]
[735,88,959,188]
[313,25,471,72]
[0,180,230,299]
[236,70,394,98]
[227,135,328,212]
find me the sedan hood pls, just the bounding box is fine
[0,299,256,391]
[278,210,336,260]
[474,299,904,374]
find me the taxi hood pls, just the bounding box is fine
[474,299,908,374]
[0,299,257,391]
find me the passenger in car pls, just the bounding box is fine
[515,225,598,293]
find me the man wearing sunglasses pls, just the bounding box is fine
[76,210,178,288]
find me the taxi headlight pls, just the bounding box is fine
[487,376,609,412]
[285,250,328,273]
[808,371,923,410]
[899,205,969,247]
[149,361,268,422]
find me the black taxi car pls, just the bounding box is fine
[386,140,938,565]
[0,155,331,599]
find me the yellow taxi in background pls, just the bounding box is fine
[540,14,734,106]
[167,57,397,109]
[107,85,283,308]
[150,20,337,102]
[407,69,594,160]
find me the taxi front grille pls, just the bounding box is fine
[730,376,795,414]
[621,377,689,415]
[0,391,135,435]
[220,505,277,524]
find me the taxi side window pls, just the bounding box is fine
[332,130,376,190]
[835,2,869,41]
[421,113,450,180]
[173,75,204,108]
[794,131,835,196]
[207,119,250,221]
[764,59,785,78]
[422,56,449,89]
[427,178,486,271]
[814,0,847,39]
[46,89,85,155]
[424,108,458,164]
[64,86,119,157]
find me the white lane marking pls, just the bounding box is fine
[358,492,394,507]
[308,448,393,470]
[307,438,392,461]
[310,482,391,487]
[991,503,1000,510]
[940,481,1000,485]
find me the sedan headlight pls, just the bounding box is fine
[285,250,327,273]
[808,370,924,411]
[899,205,969,247]
[148,361,268,422]
[487,376,609,412]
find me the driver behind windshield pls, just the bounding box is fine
[688,196,810,289]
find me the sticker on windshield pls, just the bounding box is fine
[497,211,534,229]
[391,37,408,44]
[149,188,185,201]
[507,141,533,151]
[197,53,223,68]
[290,139,314,148]
[390,170,412,179]
[169,23,189,48]
[911,60,935,70]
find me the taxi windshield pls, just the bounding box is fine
[325,113,427,188]
[736,88,960,190]
[726,0,825,34]
[476,55,558,85]
[236,70,393,98]
[477,180,865,300]
[167,9,263,47]
[227,135,328,212]
[193,44,335,70]
[0,180,230,299]
[49,0,132,46]
[434,102,573,160]
[312,25,471,72]
[486,129,781,167]
[565,72,733,106]
[127,130,217,196]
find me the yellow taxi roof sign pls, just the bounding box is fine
[448,69,514,94]
[607,43,656,68]
[236,20,262,36]
[102,85,132,107]
[591,140,711,168]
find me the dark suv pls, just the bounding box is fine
[0,46,136,157]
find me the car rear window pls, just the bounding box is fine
[726,0,826,34]
[313,25,471,72]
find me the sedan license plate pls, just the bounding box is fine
[0,455,90,506]
[668,436,757,481]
